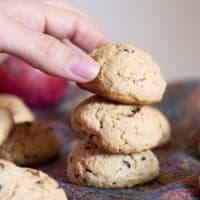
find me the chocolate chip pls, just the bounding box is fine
[132,107,140,114]
[83,178,87,184]
[131,50,135,53]
[84,146,91,150]
[89,134,95,140]
[127,107,140,117]
[0,185,2,190]
[69,156,73,162]
[112,182,117,185]
[141,156,146,161]
[36,180,43,185]
[75,174,80,178]
[86,168,92,173]
[48,127,54,132]
[123,160,131,168]
[123,49,130,52]
[0,163,5,169]
[25,122,32,127]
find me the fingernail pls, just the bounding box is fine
[68,54,100,82]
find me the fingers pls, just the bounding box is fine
[0,0,45,32]
[0,13,99,82]
[0,0,109,53]
[41,5,109,52]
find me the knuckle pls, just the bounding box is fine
[38,36,60,61]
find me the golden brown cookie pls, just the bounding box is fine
[78,43,166,105]
[0,122,60,166]
[71,96,164,154]
[0,159,67,200]
[67,141,159,189]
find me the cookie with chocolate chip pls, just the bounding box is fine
[71,95,164,154]
[0,159,67,200]
[78,43,166,105]
[0,122,60,166]
[67,141,159,189]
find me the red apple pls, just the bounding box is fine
[0,56,68,107]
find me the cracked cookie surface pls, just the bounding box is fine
[0,108,14,146]
[0,94,35,123]
[0,159,67,200]
[67,141,159,189]
[0,122,60,166]
[78,43,166,104]
[71,95,168,154]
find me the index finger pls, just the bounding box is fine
[0,0,109,52]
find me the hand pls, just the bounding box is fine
[0,0,109,82]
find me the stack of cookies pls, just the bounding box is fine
[67,43,171,189]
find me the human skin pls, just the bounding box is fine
[0,0,109,82]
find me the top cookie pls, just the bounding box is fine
[78,43,166,105]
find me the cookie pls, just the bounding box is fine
[198,176,200,188]
[0,94,35,123]
[78,43,166,105]
[0,159,67,200]
[71,96,163,154]
[0,122,60,166]
[67,141,159,189]
[154,109,171,147]
[0,107,14,146]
